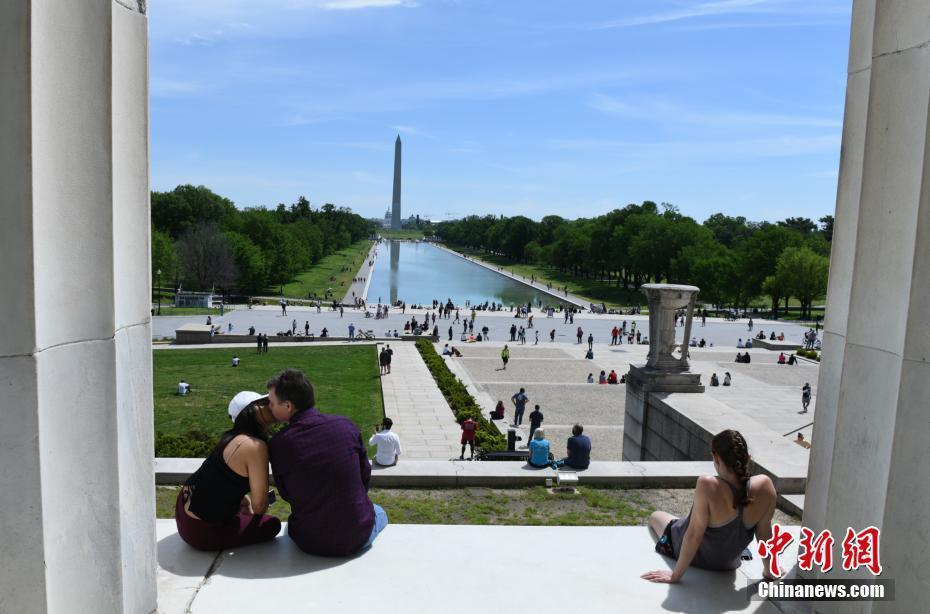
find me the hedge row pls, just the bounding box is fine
[155,431,215,457]
[796,349,821,362]
[414,338,506,452]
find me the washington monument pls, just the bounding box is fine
[391,135,402,230]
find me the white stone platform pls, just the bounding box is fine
[156,520,799,613]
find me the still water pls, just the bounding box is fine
[366,241,570,307]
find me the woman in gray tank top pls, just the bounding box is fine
[642,429,779,583]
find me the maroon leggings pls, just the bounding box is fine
[175,490,281,551]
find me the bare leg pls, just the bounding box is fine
[648,511,677,540]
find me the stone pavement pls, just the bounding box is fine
[156,520,800,614]
[377,341,461,459]
[153,303,816,350]
[441,340,818,473]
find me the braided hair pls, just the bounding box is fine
[711,429,754,508]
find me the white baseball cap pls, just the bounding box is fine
[228,390,268,422]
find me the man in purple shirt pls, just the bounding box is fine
[266,369,388,556]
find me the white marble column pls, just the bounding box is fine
[0,2,155,613]
[804,1,930,612]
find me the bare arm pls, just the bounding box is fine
[244,440,270,515]
[753,476,778,579]
[670,478,712,581]
[642,477,712,584]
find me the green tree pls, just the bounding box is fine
[224,232,267,293]
[151,227,178,287]
[775,247,829,319]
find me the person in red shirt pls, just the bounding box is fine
[459,417,478,460]
[607,369,619,384]
[611,326,619,346]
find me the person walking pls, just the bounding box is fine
[511,387,529,427]
[459,417,477,460]
[549,329,555,342]
[379,347,388,375]
[262,334,269,353]
[528,404,544,444]
[385,345,393,374]
[501,345,510,370]
[577,327,583,344]
[534,330,539,345]
[587,333,594,350]
[448,325,453,341]
[801,383,812,413]
[348,322,355,341]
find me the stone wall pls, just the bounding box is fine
[623,381,711,463]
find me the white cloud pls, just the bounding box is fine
[593,0,771,30]
[589,94,842,128]
[322,0,417,9]
[547,134,841,158]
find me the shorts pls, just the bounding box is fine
[655,520,676,558]
[461,437,475,446]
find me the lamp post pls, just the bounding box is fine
[156,268,162,315]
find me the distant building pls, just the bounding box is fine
[175,291,214,308]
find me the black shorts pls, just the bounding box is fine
[655,520,676,558]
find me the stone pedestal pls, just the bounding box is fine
[623,284,704,461]
[0,2,155,613]
[803,1,930,612]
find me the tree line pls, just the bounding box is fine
[434,202,832,318]
[151,185,374,294]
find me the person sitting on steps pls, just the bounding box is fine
[643,429,778,584]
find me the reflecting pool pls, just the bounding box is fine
[366,241,570,307]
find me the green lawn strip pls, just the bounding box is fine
[154,306,232,316]
[379,229,425,240]
[154,345,384,457]
[451,246,644,309]
[414,338,506,452]
[273,239,374,300]
[156,485,802,525]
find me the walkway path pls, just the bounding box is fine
[377,342,461,459]
[341,244,378,306]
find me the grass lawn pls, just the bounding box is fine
[156,485,801,526]
[379,229,425,240]
[154,306,234,317]
[274,239,374,300]
[454,246,645,308]
[154,345,384,457]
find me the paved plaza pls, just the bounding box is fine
[154,311,820,467]
[153,303,816,350]
[443,339,817,466]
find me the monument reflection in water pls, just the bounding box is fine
[368,241,571,308]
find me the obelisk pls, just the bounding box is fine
[391,135,402,230]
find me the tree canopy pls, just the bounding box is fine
[151,185,374,294]
[435,203,832,312]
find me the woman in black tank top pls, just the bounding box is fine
[175,391,282,551]
[642,429,779,583]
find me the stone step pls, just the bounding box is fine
[156,520,799,614]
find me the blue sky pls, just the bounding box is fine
[150,0,852,224]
